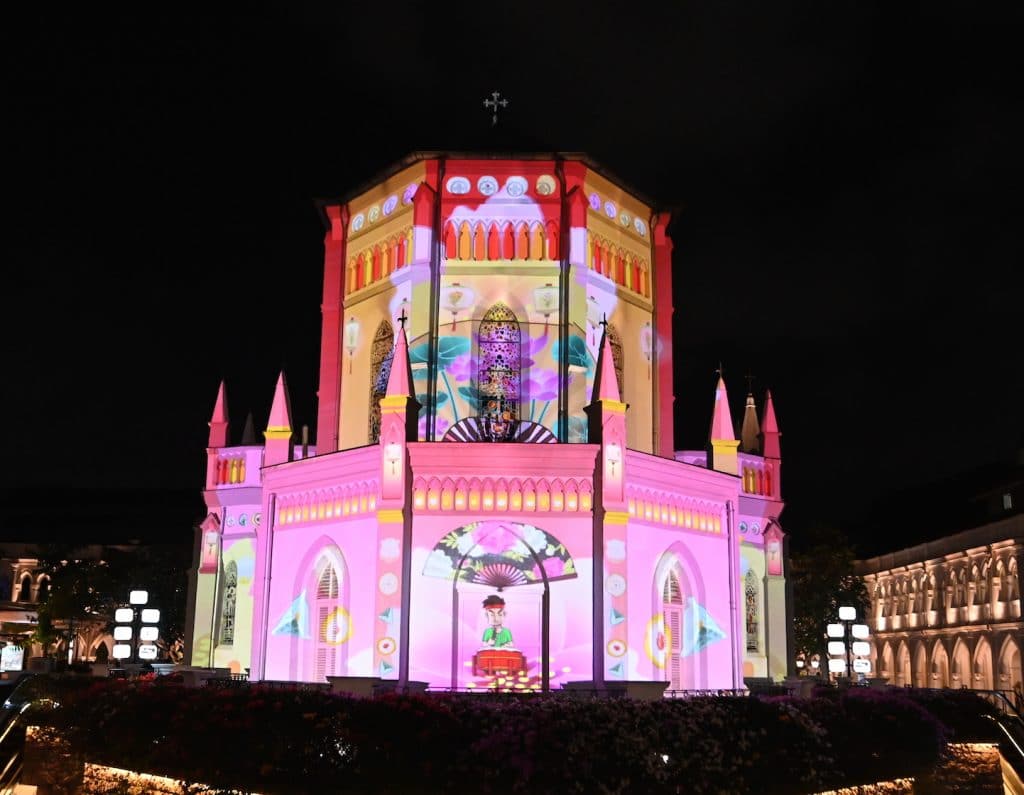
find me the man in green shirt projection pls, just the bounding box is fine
[481,594,514,648]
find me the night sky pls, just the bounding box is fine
[4,4,1022,555]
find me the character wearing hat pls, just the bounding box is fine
[481,594,514,649]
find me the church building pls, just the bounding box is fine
[185,153,790,691]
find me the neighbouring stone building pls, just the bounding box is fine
[856,456,1024,693]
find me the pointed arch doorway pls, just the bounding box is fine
[423,520,577,692]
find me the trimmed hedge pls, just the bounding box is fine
[31,677,1001,795]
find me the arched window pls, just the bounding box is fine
[17,574,31,602]
[745,570,759,652]
[315,560,343,681]
[478,303,521,423]
[368,320,395,443]
[662,571,683,690]
[606,322,624,398]
[220,561,237,646]
[36,576,50,603]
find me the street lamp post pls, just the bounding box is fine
[111,589,160,670]
[827,605,871,683]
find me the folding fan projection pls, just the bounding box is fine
[423,521,577,587]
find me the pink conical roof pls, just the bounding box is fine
[709,376,736,442]
[266,371,292,433]
[591,327,622,402]
[386,325,415,398]
[762,389,779,433]
[210,380,228,424]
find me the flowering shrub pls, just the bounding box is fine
[32,678,976,794]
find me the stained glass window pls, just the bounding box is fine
[221,561,237,646]
[478,303,521,429]
[368,320,395,443]
[745,570,759,652]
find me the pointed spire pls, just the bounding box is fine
[761,389,781,459]
[266,372,293,434]
[762,389,779,434]
[208,380,229,448]
[709,376,736,442]
[264,372,294,466]
[591,324,622,403]
[385,319,415,399]
[240,411,257,445]
[708,370,740,476]
[740,392,761,453]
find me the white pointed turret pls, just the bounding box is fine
[739,391,761,453]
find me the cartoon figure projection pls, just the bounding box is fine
[473,594,526,676]
[481,594,514,648]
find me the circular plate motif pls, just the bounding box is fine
[382,196,398,215]
[379,573,399,595]
[446,177,471,195]
[253,512,262,526]
[634,218,646,236]
[376,637,396,655]
[505,176,528,197]
[402,184,418,204]
[536,175,556,195]
[604,201,617,218]
[739,521,748,533]
[607,639,627,657]
[237,514,247,526]
[589,192,601,210]
[351,213,365,232]
[368,205,381,222]
[606,573,627,597]
[620,212,631,227]
[477,176,498,196]
[321,607,352,646]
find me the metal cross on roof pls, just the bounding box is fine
[483,91,509,126]
[398,308,408,330]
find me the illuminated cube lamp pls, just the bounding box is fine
[112,644,132,661]
[129,590,148,605]
[114,608,134,623]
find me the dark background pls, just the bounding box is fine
[3,3,1022,556]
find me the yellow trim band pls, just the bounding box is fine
[604,511,629,525]
[377,509,404,524]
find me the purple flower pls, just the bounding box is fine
[447,353,473,382]
[531,557,565,580]
[418,416,450,440]
[524,370,559,400]
[472,522,523,555]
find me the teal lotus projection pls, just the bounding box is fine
[410,336,472,426]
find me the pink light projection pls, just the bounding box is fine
[188,154,791,693]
